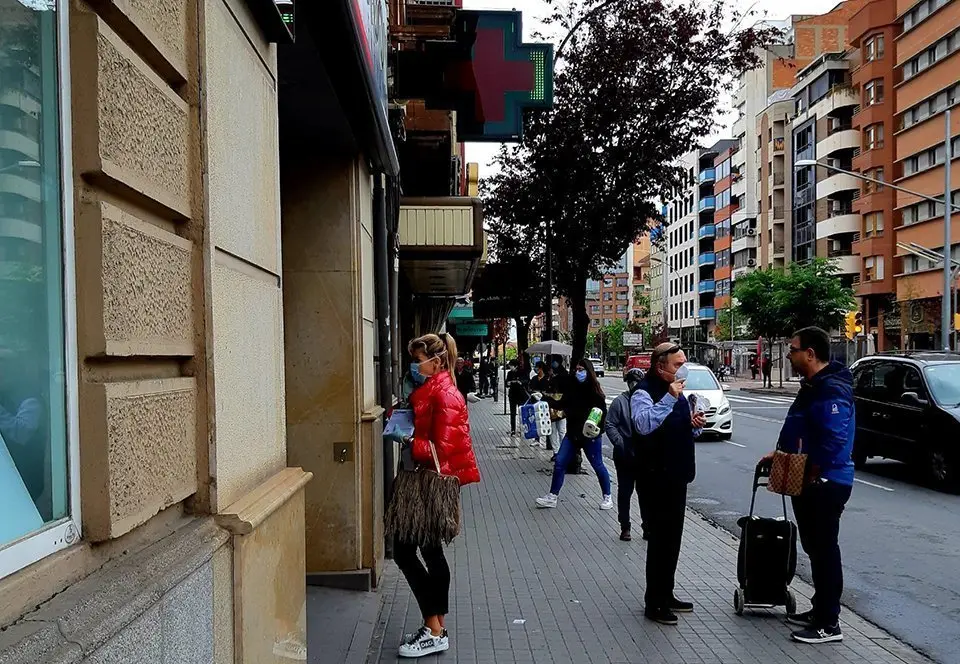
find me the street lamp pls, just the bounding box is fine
[796,151,960,351]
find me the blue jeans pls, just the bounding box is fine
[550,435,611,496]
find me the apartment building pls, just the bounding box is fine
[632,234,652,323]
[791,52,862,287]
[712,144,740,331]
[757,90,795,270]
[891,0,960,348]
[849,0,901,349]
[665,150,702,341]
[649,224,667,333]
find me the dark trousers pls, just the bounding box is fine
[762,371,772,387]
[640,477,687,609]
[393,538,451,618]
[792,481,852,627]
[509,399,520,434]
[613,454,649,533]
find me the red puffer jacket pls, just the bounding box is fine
[410,370,481,486]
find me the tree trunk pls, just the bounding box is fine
[515,316,531,359]
[570,276,589,361]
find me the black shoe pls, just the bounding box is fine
[641,529,649,541]
[669,597,694,613]
[786,610,816,628]
[644,607,678,626]
[620,527,632,542]
[791,624,843,644]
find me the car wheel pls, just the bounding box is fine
[928,444,959,493]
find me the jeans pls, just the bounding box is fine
[639,476,687,609]
[549,418,567,450]
[613,453,649,533]
[792,480,852,627]
[393,537,451,618]
[550,435,611,496]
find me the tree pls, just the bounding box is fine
[733,258,856,344]
[471,256,546,357]
[483,0,780,360]
[601,318,626,361]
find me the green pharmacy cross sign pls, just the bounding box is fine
[450,11,554,142]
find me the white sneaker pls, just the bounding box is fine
[536,493,558,508]
[398,626,449,658]
[599,495,614,510]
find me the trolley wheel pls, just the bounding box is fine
[785,589,797,615]
[733,588,744,616]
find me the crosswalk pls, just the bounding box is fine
[727,392,796,408]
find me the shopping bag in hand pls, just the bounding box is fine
[767,438,808,497]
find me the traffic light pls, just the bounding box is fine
[854,310,864,336]
[845,311,857,340]
[955,312,960,332]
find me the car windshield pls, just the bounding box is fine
[923,364,960,406]
[683,367,720,391]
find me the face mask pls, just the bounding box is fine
[410,362,426,385]
[575,369,588,383]
[674,364,689,382]
[552,361,559,369]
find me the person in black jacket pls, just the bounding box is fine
[506,357,530,436]
[631,342,705,626]
[534,358,612,510]
[455,358,476,397]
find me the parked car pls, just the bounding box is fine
[850,353,960,492]
[623,352,652,381]
[683,363,733,440]
[589,358,605,378]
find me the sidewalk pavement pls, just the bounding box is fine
[358,397,929,664]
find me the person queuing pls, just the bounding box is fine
[478,357,490,397]
[535,358,612,511]
[630,342,703,626]
[763,326,855,645]
[455,357,476,398]
[506,358,530,437]
[606,368,649,542]
[393,333,480,658]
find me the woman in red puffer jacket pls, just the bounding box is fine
[395,332,480,659]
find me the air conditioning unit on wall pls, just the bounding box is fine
[747,259,757,267]
[747,228,757,236]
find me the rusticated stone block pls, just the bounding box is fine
[76,200,193,357]
[81,378,198,541]
[71,15,190,219]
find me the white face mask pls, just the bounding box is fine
[675,364,689,382]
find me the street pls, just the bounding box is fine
[597,375,960,664]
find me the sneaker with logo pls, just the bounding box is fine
[791,624,843,644]
[535,493,558,508]
[398,626,449,658]
[599,495,614,510]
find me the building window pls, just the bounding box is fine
[615,277,627,287]
[902,191,960,226]
[864,79,884,106]
[864,34,884,61]
[900,83,960,131]
[590,304,600,313]
[864,124,884,151]
[591,319,600,328]
[863,168,885,194]
[903,136,960,176]
[864,256,884,281]
[603,292,612,301]
[1,2,78,578]
[864,212,884,237]
[902,26,959,79]
[603,277,613,288]
[603,304,613,313]
[903,0,950,30]
[616,304,628,314]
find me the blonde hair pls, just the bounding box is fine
[408,333,458,381]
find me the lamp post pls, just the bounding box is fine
[796,157,960,351]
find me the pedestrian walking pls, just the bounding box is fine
[544,357,570,457]
[750,355,758,381]
[631,342,704,625]
[455,358,476,398]
[535,358,612,510]
[762,353,773,388]
[607,368,649,541]
[478,357,490,397]
[529,361,551,447]
[763,326,855,645]
[387,333,481,658]
[506,358,530,436]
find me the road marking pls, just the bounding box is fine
[731,406,792,409]
[854,477,895,492]
[734,411,785,424]
[728,394,795,404]
[723,440,747,448]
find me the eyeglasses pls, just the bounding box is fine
[787,346,804,355]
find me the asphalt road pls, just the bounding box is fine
[596,375,960,664]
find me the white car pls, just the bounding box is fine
[590,358,605,378]
[683,364,733,440]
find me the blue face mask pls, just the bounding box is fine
[552,361,560,369]
[410,362,426,385]
[575,369,588,383]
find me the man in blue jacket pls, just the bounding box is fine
[765,326,855,644]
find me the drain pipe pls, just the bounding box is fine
[373,173,395,535]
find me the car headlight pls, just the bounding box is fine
[718,399,731,415]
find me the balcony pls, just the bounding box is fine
[732,234,758,254]
[816,129,860,159]
[816,172,860,200]
[810,84,859,118]
[829,254,860,275]
[0,173,41,202]
[772,136,785,154]
[768,171,785,189]
[699,168,716,184]
[699,196,716,212]
[770,206,785,221]
[699,307,716,320]
[817,213,861,239]
[698,279,716,294]
[698,224,716,240]
[0,129,40,161]
[698,252,716,266]
[732,264,756,280]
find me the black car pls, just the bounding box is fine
[850,353,960,492]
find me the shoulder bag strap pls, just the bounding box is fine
[429,440,442,473]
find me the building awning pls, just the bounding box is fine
[398,197,485,297]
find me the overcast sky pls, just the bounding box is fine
[462,0,844,180]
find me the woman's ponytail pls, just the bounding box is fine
[440,333,458,382]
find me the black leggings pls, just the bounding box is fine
[393,538,451,617]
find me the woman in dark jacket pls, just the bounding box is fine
[506,357,530,436]
[534,358,612,510]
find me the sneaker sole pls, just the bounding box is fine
[645,615,678,626]
[535,502,557,509]
[792,633,843,644]
[398,641,450,658]
[671,606,694,613]
[599,504,613,510]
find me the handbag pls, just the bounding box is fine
[767,438,808,497]
[385,440,461,547]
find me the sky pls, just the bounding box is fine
[462,0,845,181]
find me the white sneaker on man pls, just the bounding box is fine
[398,626,449,658]
[599,495,614,510]
[535,493,558,508]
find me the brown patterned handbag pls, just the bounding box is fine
[767,439,808,497]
